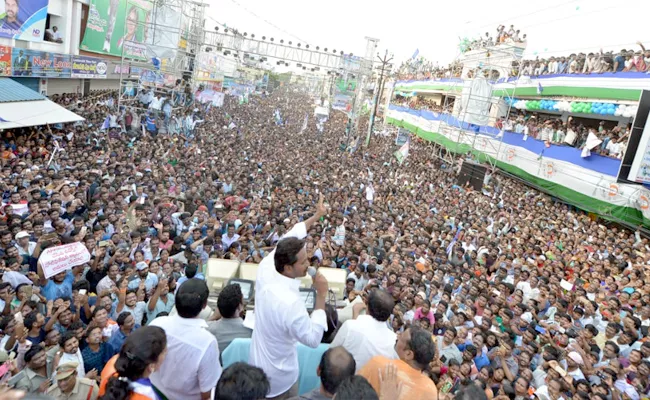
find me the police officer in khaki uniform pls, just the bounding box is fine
[46,362,99,400]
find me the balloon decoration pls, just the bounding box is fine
[615,104,639,118]
[553,101,572,113]
[504,97,517,107]
[505,98,632,117]
[513,100,527,110]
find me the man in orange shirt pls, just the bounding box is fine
[358,326,438,400]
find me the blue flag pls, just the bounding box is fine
[146,115,156,132]
[411,49,419,59]
[101,116,110,130]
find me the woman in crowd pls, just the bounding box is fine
[100,326,167,400]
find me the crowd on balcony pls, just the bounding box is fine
[390,94,631,158]
[396,58,464,81]
[464,25,528,52]
[498,115,630,158]
[519,42,650,76]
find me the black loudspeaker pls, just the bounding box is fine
[458,161,487,191]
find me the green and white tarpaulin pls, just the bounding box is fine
[386,108,650,226]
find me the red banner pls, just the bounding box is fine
[0,46,11,76]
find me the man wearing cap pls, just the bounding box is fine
[46,361,99,399]
[14,231,36,257]
[565,351,586,381]
[127,261,158,294]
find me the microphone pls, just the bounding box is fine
[307,266,317,278]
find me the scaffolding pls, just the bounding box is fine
[202,30,365,73]
[117,0,207,131]
[435,42,525,169]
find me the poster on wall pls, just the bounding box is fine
[0,0,48,42]
[80,0,151,59]
[71,56,108,79]
[10,49,71,77]
[0,45,11,76]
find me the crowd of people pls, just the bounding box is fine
[396,58,464,81]
[498,115,630,157]
[391,95,629,157]
[396,25,527,80]
[397,29,650,83]
[465,25,528,52]
[0,80,648,400]
[519,42,650,76]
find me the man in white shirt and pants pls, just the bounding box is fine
[330,289,397,372]
[250,195,330,399]
[150,279,221,400]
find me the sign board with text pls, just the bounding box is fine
[40,242,91,279]
[11,48,71,77]
[71,56,108,79]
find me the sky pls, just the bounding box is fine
[207,0,650,73]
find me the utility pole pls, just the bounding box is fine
[366,49,393,146]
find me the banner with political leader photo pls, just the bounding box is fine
[80,0,151,59]
[0,0,49,42]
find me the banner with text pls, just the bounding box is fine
[10,48,71,77]
[140,69,174,87]
[71,56,108,79]
[80,0,152,59]
[0,0,48,42]
[40,242,91,279]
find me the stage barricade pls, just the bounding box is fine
[317,267,348,300]
[206,258,240,291]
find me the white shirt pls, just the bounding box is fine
[250,222,328,397]
[222,233,240,250]
[120,301,146,326]
[330,315,397,372]
[365,185,375,201]
[150,314,221,400]
[46,29,61,40]
[15,242,36,257]
[96,275,117,296]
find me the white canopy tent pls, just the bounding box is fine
[0,78,84,130]
[0,99,85,130]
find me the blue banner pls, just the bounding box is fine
[0,0,49,41]
[11,48,71,77]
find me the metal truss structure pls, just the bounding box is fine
[202,30,366,73]
[118,0,207,127]
[437,43,525,169]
